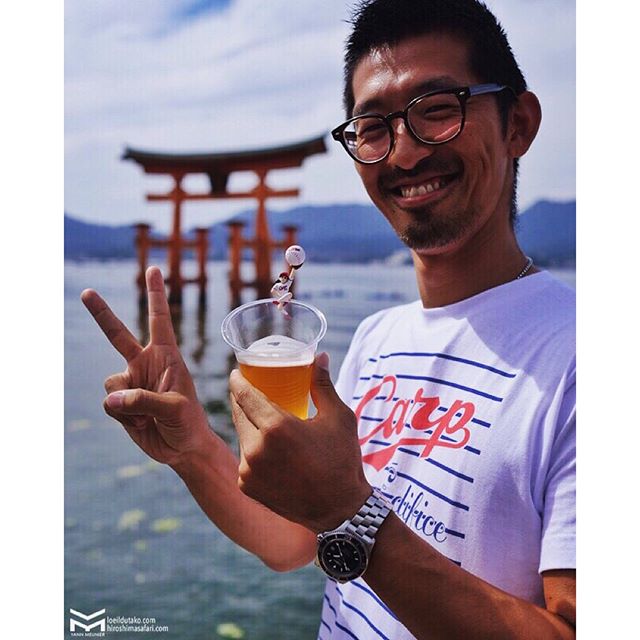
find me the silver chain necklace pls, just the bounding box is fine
[515,256,534,280]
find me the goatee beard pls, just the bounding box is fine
[398,206,476,251]
[378,154,469,250]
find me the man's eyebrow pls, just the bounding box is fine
[353,75,462,116]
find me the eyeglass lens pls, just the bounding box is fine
[343,92,463,162]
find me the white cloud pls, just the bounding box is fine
[65,0,575,231]
[483,0,576,206]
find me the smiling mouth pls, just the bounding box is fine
[391,173,458,199]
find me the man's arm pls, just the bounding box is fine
[169,432,317,571]
[81,266,316,571]
[230,358,576,639]
[363,512,575,639]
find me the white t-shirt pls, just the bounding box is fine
[318,271,576,640]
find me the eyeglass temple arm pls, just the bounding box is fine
[469,83,510,96]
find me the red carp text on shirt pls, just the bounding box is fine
[355,375,476,470]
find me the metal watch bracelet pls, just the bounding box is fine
[344,487,392,546]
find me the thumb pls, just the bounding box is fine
[105,388,183,422]
[310,352,344,414]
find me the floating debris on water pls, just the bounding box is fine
[117,509,146,531]
[116,461,161,480]
[216,622,245,639]
[116,465,146,479]
[151,517,181,533]
[86,549,104,563]
[68,419,91,432]
[133,539,147,552]
[134,573,146,585]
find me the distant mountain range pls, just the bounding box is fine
[64,199,575,266]
[513,200,576,265]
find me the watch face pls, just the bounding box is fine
[318,534,368,583]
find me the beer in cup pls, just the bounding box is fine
[221,299,327,418]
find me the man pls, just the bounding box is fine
[82,0,575,637]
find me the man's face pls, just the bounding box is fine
[351,33,514,256]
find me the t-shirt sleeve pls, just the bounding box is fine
[539,368,576,573]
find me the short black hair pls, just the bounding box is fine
[344,0,527,119]
[343,0,529,222]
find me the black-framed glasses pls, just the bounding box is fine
[331,83,513,164]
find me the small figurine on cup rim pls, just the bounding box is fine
[271,245,306,311]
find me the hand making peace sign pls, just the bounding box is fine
[80,266,211,466]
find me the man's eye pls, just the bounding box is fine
[357,122,386,138]
[420,104,458,118]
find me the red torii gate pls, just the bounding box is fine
[122,134,326,306]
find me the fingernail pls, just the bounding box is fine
[106,391,126,408]
[316,352,330,371]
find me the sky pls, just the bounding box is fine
[65,0,576,233]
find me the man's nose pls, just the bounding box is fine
[387,119,436,170]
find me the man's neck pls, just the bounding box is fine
[411,230,537,309]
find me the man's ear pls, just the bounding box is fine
[507,90,542,159]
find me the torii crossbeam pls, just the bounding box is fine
[122,134,326,306]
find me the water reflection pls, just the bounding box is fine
[226,350,237,377]
[136,300,150,347]
[170,304,184,346]
[192,304,208,365]
[135,299,202,357]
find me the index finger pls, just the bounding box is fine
[229,369,285,430]
[229,392,261,457]
[146,266,177,346]
[80,289,142,362]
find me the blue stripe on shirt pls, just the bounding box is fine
[395,374,503,402]
[320,618,332,633]
[335,587,391,640]
[365,439,476,481]
[377,351,516,378]
[356,373,502,401]
[333,620,360,640]
[324,594,337,618]
[355,402,492,429]
[396,470,470,511]
[350,581,399,621]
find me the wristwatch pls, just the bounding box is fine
[315,487,392,583]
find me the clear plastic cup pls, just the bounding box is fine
[221,299,327,418]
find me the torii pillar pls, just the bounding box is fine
[122,134,326,306]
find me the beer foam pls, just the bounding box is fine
[237,334,314,366]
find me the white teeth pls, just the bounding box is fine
[400,179,444,198]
